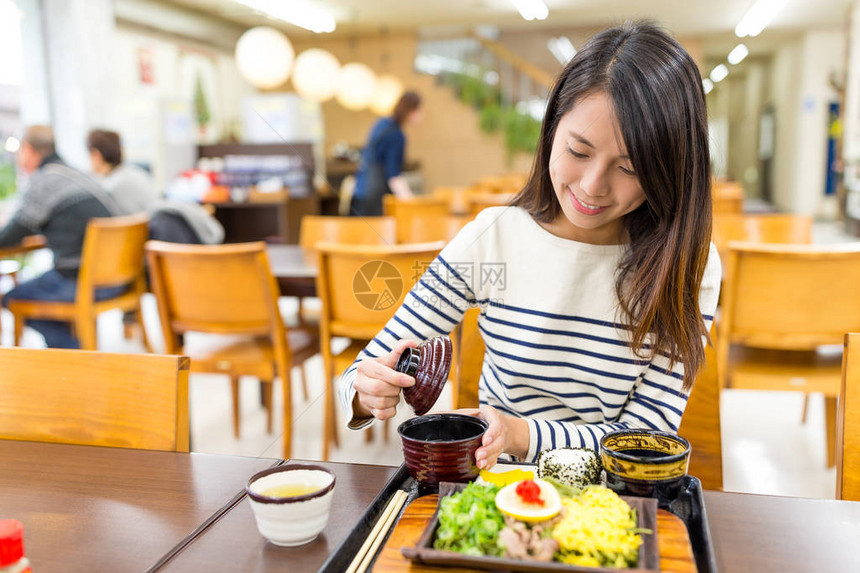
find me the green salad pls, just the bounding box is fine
[433,482,505,557]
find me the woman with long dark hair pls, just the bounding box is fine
[350,91,423,216]
[339,21,720,468]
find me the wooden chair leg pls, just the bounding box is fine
[826,395,837,468]
[321,347,335,461]
[301,362,309,402]
[281,368,293,460]
[230,376,241,438]
[261,380,273,434]
[135,306,154,354]
[76,317,98,350]
[801,393,810,424]
[323,377,342,460]
[12,312,23,346]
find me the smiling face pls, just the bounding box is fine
[544,91,646,245]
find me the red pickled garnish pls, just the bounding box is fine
[515,480,544,506]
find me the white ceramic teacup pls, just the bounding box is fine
[246,464,336,547]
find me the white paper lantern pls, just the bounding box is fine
[235,26,295,89]
[370,75,404,116]
[291,49,341,102]
[335,63,378,110]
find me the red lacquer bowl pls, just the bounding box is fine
[398,413,488,486]
[397,336,453,416]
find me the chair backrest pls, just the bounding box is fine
[474,173,528,194]
[712,213,813,262]
[382,196,450,242]
[467,192,516,216]
[299,215,397,251]
[399,214,472,243]
[453,309,723,489]
[712,180,744,214]
[78,213,150,293]
[719,243,860,350]
[677,328,723,490]
[0,348,189,451]
[837,332,860,501]
[145,241,286,348]
[315,241,445,339]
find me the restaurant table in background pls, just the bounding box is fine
[155,460,398,572]
[0,235,47,259]
[0,440,280,572]
[205,194,319,245]
[267,244,317,298]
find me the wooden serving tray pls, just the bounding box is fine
[374,494,696,573]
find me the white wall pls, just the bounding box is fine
[792,30,844,216]
[110,16,254,187]
[769,38,802,212]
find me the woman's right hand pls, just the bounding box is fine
[353,339,418,420]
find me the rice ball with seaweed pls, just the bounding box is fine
[536,447,602,490]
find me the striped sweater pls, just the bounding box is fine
[339,206,721,462]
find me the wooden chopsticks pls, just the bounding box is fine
[345,489,409,573]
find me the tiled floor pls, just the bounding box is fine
[1,218,856,498]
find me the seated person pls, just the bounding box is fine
[0,125,123,348]
[87,129,160,215]
[87,128,223,245]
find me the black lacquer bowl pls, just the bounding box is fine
[398,413,487,486]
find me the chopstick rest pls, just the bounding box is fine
[346,489,408,573]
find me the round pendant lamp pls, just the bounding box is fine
[235,26,295,89]
[291,48,341,101]
[370,74,404,116]
[335,62,378,110]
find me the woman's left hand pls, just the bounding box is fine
[459,405,529,470]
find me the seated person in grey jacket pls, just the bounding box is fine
[0,125,122,348]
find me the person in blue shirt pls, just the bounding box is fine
[350,91,423,216]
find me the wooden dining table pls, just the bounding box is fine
[266,244,317,298]
[6,442,860,572]
[0,235,47,259]
[0,440,280,572]
[150,461,860,573]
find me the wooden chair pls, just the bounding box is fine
[453,308,723,490]
[295,215,397,394]
[146,241,319,459]
[474,173,528,194]
[837,333,860,501]
[712,213,813,265]
[712,180,744,214]
[0,347,189,451]
[398,214,472,243]
[382,195,449,243]
[431,186,469,215]
[299,215,397,252]
[718,243,860,467]
[0,235,47,341]
[9,214,151,351]
[712,213,816,420]
[466,192,517,216]
[316,240,446,460]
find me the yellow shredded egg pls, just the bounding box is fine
[550,485,643,568]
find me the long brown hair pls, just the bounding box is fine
[512,21,712,389]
